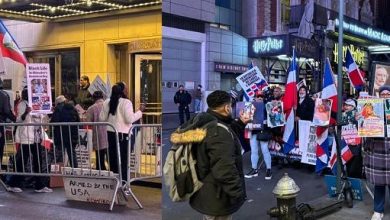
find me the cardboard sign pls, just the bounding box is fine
[324,175,363,201]
[62,167,123,205]
[26,63,52,114]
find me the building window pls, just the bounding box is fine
[216,0,231,8]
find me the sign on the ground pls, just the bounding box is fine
[324,175,363,201]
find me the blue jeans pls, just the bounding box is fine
[374,185,390,213]
[249,134,271,169]
[194,99,202,112]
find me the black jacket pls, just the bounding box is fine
[174,90,192,106]
[177,110,246,216]
[296,96,315,121]
[0,89,16,123]
[50,103,80,147]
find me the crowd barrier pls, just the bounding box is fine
[126,124,162,209]
[0,122,124,211]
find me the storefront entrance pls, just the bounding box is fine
[135,54,162,124]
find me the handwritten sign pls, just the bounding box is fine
[62,167,122,205]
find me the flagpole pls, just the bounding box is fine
[336,0,344,194]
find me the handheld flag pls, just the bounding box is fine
[345,48,364,90]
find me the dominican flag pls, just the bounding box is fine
[345,48,364,91]
[282,49,297,154]
[328,137,353,174]
[315,58,337,173]
[0,20,27,91]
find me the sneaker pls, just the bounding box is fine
[7,187,23,193]
[371,212,384,220]
[35,187,53,193]
[265,169,272,180]
[245,169,258,178]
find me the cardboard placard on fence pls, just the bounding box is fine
[75,129,93,168]
[62,167,124,205]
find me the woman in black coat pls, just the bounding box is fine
[296,86,315,121]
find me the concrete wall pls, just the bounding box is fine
[163,0,215,22]
[206,25,248,90]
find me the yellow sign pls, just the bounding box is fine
[333,44,366,65]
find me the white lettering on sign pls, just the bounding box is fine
[252,37,284,54]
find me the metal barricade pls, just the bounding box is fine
[126,124,162,209]
[0,122,124,211]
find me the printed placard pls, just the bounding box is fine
[385,98,390,137]
[312,98,333,126]
[299,120,317,165]
[357,98,385,137]
[266,101,285,128]
[26,63,52,114]
[236,66,268,101]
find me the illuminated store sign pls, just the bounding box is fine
[333,43,366,65]
[335,18,390,45]
[252,37,284,54]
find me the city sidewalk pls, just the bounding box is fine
[162,113,378,220]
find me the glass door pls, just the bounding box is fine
[134,54,162,124]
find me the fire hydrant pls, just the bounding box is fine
[267,173,300,220]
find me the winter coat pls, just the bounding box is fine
[296,96,315,121]
[75,85,94,110]
[364,138,390,185]
[0,89,16,123]
[172,109,246,216]
[14,101,45,145]
[86,99,108,150]
[174,90,192,106]
[50,103,80,148]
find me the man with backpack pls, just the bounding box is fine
[166,90,250,220]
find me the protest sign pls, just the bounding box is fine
[341,124,361,145]
[299,120,317,165]
[75,129,93,169]
[236,66,268,101]
[266,101,285,128]
[236,101,264,130]
[312,98,332,126]
[324,175,363,201]
[26,63,52,114]
[385,98,390,137]
[357,98,385,137]
[296,79,306,90]
[88,75,107,97]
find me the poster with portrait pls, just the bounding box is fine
[371,62,390,97]
[312,99,333,126]
[265,101,285,128]
[236,66,268,101]
[26,63,52,114]
[299,120,317,165]
[384,98,390,137]
[357,98,385,137]
[236,101,264,130]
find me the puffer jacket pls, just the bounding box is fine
[172,109,246,216]
[15,101,44,144]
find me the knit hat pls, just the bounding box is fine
[55,95,66,105]
[379,85,390,94]
[344,98,356,108]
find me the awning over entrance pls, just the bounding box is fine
[0,0,161,22]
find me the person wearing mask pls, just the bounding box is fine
[75,75,94,110]
[175,90,249,220]
[194,84,203,113]
[50,95,80,168]
[0,78,16,166]
[296,86,315,121]
[99,82,145,182]
[245,91,273,180]
[86,91,108,170]
[173,85,192,125]
[364,86,390,220]
[7,89,52,193]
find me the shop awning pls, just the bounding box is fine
[0,0,161,22]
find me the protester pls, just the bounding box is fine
[75,75,94,110]
[296,86,315,121]
[364,86,390,220]
[99,82,144,182]
[180,90,249,220]
[86,91,108,170]
[245,90,273,180]
[194,84,203,113]
[173,85,192,125]
[342,98,362,178]
[0,78,16,166]
[50,95,80,168]
[7,89,52,193]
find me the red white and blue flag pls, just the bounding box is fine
[315,58,337,173]
[0,20,27,65]
[328,137,353,174]
[0,20,27,91]
[345,48,364,91]
[282,49,297,154]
